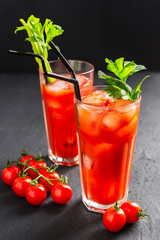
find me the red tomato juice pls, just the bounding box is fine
[75,86,141,212]
[39,73,92,164]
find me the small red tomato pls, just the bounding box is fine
[51,182,72,204]
[25,183,47,205]
[19,155,35,170]
[121,201,147,223]
[28,160,47,179]
[39,169,60,191]
[1,166,21,185]
[12,176,32,197]
[103,202,126,232]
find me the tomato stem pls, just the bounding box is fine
[5,158,66,187]
[5,159,12,168]
[24,166,31,172]
[34,175,42,181]
[18,169,28,178]
[16,162,62,186]
[61,175,68,184]
[35,167,49,171]
[29,179,39,186]
[17,149,29,162]
[137,209,149,223]
[114,201,120,211]
[21,149,29,156]
[51,164,58,172]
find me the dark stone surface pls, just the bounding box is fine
[0,73,160,240]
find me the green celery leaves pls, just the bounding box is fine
[98,57,149,101]
[15,15,64,83]
[105,57,146,82]
[98,70,132,100]
[132,75,150,100]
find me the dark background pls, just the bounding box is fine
[1,0,160,73]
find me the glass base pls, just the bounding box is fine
[82,190,128,214]
[48,149,79,166]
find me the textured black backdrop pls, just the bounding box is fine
[1,0,160,73]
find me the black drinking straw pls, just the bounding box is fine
[9,50,47,75]
[49,41,76,79]
[45,71,81,101]
[8,50,81,101]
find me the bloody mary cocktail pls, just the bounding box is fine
[39,60,94,166]
[75,85,141,213]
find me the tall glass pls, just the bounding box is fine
[39,60,94,166]
[75,85,141,213]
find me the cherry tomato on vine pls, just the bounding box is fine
[121,201,148,223]
[51,181,72,204]
[12,175,32,197]
[39,169,60,191]
[1,165,21,185]
[25,183,47,205]
[28,160,47,179]
[19,155,35,170]
[103,202,126,232]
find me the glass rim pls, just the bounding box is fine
[39,60,94,75]
[74,85,141,109]
[48,59,95,75]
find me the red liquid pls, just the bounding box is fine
[75,89,141,207]
[39,74,93,164]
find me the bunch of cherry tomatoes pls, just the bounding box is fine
[1,151,72,206]
[1,150,148,233]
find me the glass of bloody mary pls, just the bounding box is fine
[75,85,141,213]
[39,60,94,166]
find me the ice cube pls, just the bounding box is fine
[117,115,138,139]
[46,98,62,110]
[78,106,102,137]
[76,76,88,87]
[83,154,94,170]
[113,99,139,123]
[103,112,121,131]
[82,90,114,106]
[113,99,133,107]
[116,104,138,125]
[123,108,138,124]
[47,80,68,92]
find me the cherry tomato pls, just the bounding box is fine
[1,166,21,185]
[28,160,47,179]
[19,155,35,170]
[103,202,126,232]
[121,201,147,223]
[25,183,47,205]
[39,169,60,191]
[12,176,32,197]
[51,182,72,204]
